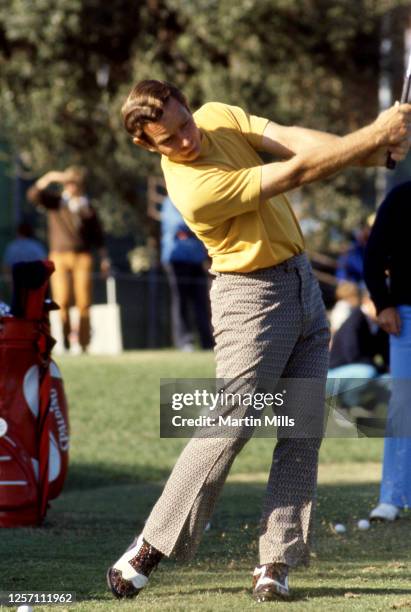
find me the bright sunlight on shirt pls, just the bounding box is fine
[161,102,304,273]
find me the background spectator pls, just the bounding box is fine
[2,221,47,275]
[27,166,111,352]
[329,281,362,336]
[364,182,411,522]
[329,293,389,379]
[327,292,389,417]
[336,222,371,285]
[161,196,213,350]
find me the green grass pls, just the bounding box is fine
[1,351,410,611]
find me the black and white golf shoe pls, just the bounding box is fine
[107,534,163,599]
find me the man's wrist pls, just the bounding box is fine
[368,122,387,148]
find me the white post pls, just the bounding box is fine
[106,275,117,305]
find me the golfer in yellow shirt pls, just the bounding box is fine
[107,80,411,602]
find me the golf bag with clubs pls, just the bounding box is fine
[0,260,69,527]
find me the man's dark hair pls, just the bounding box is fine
[121,80,189,143]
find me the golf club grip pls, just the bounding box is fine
[386,76,411,170]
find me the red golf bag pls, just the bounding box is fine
[0,260,69,527]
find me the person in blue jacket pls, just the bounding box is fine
[161,196,213,350]
[336,223,370,285]
[3,222,47,273]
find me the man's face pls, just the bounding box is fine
[138,97,202,163]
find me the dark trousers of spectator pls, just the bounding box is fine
[165,262,214,350]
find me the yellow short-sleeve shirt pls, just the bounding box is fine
[161,102,305,273]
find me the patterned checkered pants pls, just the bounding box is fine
[143,253,330,566]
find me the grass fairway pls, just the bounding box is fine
[2,351,410,611]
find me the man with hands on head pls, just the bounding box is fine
[107,79,411,603]
[364,182,411,522]
[27,166,111,353]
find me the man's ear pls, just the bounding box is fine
[132,136,157,153]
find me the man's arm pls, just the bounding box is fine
[260,103,411,200]
[93,218,112,278]
[363,199,392,313]
[98,247,112,278]
[261,122,341,158]
[27,171,66,209]
[364,188,402,336]
[261,117,407,166]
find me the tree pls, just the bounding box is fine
[0,0,409,247]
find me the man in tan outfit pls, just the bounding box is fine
[107,80,411,602]
[28,167,111,352]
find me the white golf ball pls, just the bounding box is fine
[17,606,33,612]
[357,519,370,530]
[334,523,346,534]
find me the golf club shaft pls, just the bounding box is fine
[386,53,411,170]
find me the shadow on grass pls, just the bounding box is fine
[64,461,170,491]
